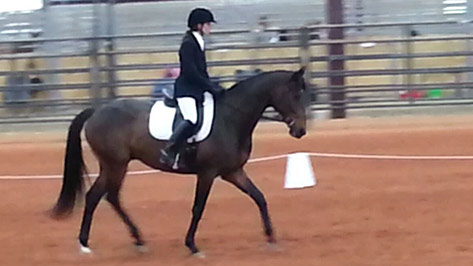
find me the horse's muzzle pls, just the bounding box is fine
[285,117,306,138]
[290,127,306,138]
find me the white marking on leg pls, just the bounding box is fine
[172,153,180,170]
[135,244,149,253]
[193,252,206,259]
[80,244,92,254]
[267,242,283,252]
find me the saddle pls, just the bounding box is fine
[149,88,215,171]
[162,88,204,136]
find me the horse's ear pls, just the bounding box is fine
[291,67,306,81]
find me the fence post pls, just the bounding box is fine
[42,0,62,100]
[326,0,346,119]
[466,1,473,97]
[299,26,313,120]
[105,0,117,99]
[402,24,413,101]
[89,0,101,107]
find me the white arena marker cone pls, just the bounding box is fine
[284,152,316,189]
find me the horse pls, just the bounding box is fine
[52,67,308,256]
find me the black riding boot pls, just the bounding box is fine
[160,120,194,168]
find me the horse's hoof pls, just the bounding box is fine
[193,252,206,259]
[135,244,149,253]
[80,244,92,254]
[267,242,282,252]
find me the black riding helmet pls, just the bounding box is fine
[187,8,216,29]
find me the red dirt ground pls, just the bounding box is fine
[2,115,473,266]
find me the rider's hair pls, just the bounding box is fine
[189,24,200,31]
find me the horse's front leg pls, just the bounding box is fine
[184,170,216,256]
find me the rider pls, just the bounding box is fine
[160,7,222,167]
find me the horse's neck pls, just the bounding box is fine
[219,73,283,138]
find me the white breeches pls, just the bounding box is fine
[176,97,198,125]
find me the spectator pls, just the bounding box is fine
[278,29,289,42]
[410,30,420,37]
[3,60,31,105]
[254,15,279,44]
[151,67,180,98]
[306,20,321,40]
[26,60,43,97]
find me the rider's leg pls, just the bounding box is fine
[160,97,197,166]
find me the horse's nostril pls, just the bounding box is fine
[298,128,306,137]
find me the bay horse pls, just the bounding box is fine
[52,68,308,255]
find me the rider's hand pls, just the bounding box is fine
[211,84,225,95]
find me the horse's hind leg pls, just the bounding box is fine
[105,165,145,250]
[78,169,107,253]
[222,168,275,244]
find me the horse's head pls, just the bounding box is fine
[270,67,307,139]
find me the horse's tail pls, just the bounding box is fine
[52,108,95,218]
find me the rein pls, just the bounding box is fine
[217,93,286,123]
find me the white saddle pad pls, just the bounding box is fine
[148,92,214,143]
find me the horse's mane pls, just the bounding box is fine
[228,70,290,91]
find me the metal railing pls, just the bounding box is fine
[0,19,473,123]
